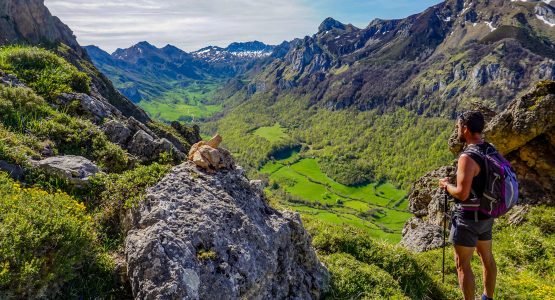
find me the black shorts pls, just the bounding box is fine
[449,214,494,247]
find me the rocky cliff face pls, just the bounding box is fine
[223,0,555,116]
[0,0,82,55]
[401,80,555,252]
[124,160,329,299]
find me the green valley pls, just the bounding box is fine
[261,151,410,243]
[138,80,223,122]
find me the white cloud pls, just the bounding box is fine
[44,0,319,53]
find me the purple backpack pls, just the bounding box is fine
[460,144,519,218]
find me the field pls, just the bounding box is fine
[256,124,412,243]
[253,123,288,142]
[138,80,223,122]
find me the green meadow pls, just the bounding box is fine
[253,123,288,142]
[257,124,412,243]
[139,81,223,122]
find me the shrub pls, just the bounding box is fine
[0,85,129,173]
[0,84,52,130]
[0,124,42,165]
[88,163,171,246]
[0,172,98,297]
[28,113,129,172]
[0,46,90,101]
[528,206,555,235]
[304,217,447,299]
[321,253,408,299]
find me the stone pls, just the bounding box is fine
[188,135,235,172]
[249,180,265,196]
[34,155,99,187]
[57,92,121,123]
[124,162,329,299]
[483,81,555,155]
[128,130,157,160]
[407,166,456,217]
[400,217,446,253]
[0,160,24,180]
[0,71,25,87]
[101,119,133,146]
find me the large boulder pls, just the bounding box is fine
[101,119,133,146]
[483,81,555,155]
[124,161,329,299]
[34,155,99,187]
[127,130,186,163]
[57,92,122,123]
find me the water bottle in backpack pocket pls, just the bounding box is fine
[460,144,519,218]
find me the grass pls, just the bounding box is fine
[0,45,90,102]
[304,217,451,299]
[300,205,555,300]
[138,81,223,122]
[416,205,555,299]
[262,151,411,243]
[253,123,288,142]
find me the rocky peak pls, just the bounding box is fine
[0,0,83,57]
[191,41,275,63]
[318,17,346,33]
[225,41,274,53]
[112,41,159,60]
[124,149,329,298]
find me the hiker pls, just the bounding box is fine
[439,111,497,300]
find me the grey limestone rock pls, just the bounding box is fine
[124,162,329,299]
[34,155,99,187]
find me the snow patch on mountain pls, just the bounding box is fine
[537,14,555,26]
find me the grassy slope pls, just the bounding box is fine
[252,122,411,243]
[0,45,176,298]
[299,205,555,299]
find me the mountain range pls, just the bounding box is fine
[85,41,275,103]
[226,0,555,115]
[85,0,555,128]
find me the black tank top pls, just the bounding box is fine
[455,142,492,220]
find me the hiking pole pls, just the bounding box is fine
[442,190,448,284]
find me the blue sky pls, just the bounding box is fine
[44,0,442,53]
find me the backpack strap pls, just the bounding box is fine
[462,144,492,180]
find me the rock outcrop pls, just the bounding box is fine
[0,0,83,56]
[0,0,201,165]
[401,80,555,252]
[101,118,187,163]
[124,159,328,299]
[33,155,99,187]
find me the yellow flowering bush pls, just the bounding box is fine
[0,172,97,297]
